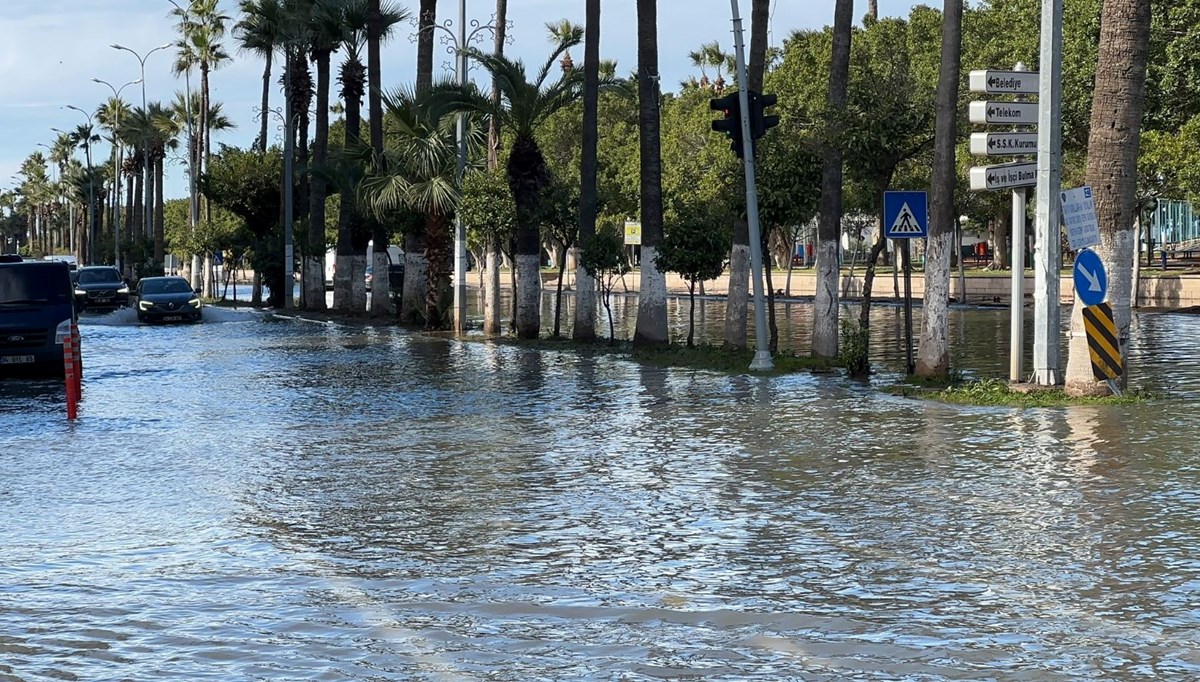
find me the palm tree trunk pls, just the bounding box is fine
[154,153,165,263]
[749,0,770,91]
[633,0,667,347]
[812,0,854,359]
[573,0,599,342]
[868,0,879,21]
[259,52,272,154]
[511,138,545,339]
[336,58,366,314]
[124,173,134,270]
[144,160,155,259]
[1065,0,1151,396]
[132,167,144,256]
[416,0,436,96]
[914,0,963,378]
[365,5,391,316]
[484,0,508,336]
[306,51,331,311]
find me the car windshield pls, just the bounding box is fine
[142,279,192,295]
[0,265,72,304]
[77,268,122,285]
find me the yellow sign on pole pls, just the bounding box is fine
[624,221,642,246]
[1082,302,1123,381]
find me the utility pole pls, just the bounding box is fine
[729,0,773,371]
[1032,0,1064,385]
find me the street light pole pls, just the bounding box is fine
[453,0,469,333]
[64,106,97,265]
[92,77,141,273]
[112,43,172,247]
[1032,0,1064,385]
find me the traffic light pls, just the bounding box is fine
[750,92,780,140]
[710,93,746,159]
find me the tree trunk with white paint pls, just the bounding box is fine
[370,250,392,315]
[723,239,750,349]
[515,253,542,338]
[915,0,963,379]
[1064,0,1149,396]
[304,258,324,311]
[634,0,668,346]
[333,253,353,311]
[401,241,426,322]
[484,246,502,334]
[350,254,368,312]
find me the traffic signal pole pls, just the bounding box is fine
[729,0,773,371]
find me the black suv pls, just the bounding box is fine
[0,260,77,377]
[74,266,130,311]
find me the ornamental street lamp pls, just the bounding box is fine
[111,43,172,245]
[64,106,99,265]
[92,77,141,273]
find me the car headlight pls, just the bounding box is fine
[188,297,201,308]
[74,288,87,296]
[117,285,130,294]
[139,300,153,311]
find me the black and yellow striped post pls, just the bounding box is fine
[1082,302,1123,382]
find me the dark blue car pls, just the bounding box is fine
[0,260,77,378]
[134,276,203,324]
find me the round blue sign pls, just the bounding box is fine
[1073,249,1107,307]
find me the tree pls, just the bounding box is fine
[234,0,285,153]
[580,225,631,344]
[656,213,728,347]
[483,0,509,335]
[812,0,854,359]
[574,0,601,342]
[633,0,667,347]
[362,87,481,329]
[1065,0,1152,396]
[366,0,391,315]
[434,39,612,339]
[913,0,964,379]
[538,177,579,338]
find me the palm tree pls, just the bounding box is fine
[302,0,350,311]
[811,0,854,360]
[632,0,667,346]
[483,0,508,335]
[416,0,436,95]
[362,87,480,328]
[235,0,286,153]
[172,0,231,295]
[914,0,963,378]
[366,0,390,315]
[435,39,601,338]
[150,102,181,264]
[1064,0,1151,396]
[96,97,132,249]
[331,0,406,312]
[573,0,601,342]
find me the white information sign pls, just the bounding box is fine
[969,132,1039,157]
[968,101,1038,125]
[1060,186,1101,251]
[969,162,1038,191]
[968,70,1040,95]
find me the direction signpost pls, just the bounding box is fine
[968,62,1038,383]
[884,191,928,375]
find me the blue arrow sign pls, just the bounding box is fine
[884,191,928,239]
[1073,249,1107,307]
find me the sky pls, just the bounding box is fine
[0,0,922,200]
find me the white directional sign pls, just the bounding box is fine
[1060,186,1101,251]
[969,162,1038,191]
[968,101,1038,126]
[968,70,1040,95]
[970,132,1039,157]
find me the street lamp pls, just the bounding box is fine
[64,105,98,265]
[92,77,142,273]
[418,3,499,333]
[111,43,172,245]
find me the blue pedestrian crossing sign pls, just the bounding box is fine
[884,191,928,239]
[1073,248,1107,307]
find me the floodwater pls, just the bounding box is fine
[2,292,1198,681]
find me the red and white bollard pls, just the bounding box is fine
[64,331,78,420]
[71,324,82,399]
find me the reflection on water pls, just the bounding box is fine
[1,295,1198,680]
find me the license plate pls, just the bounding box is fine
[162,316,183,322]
[0,355,35,364]
[93,297,111,302]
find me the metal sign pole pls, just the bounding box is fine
[1032,0,1064,385]
[902,239,914,375]
[1010,61,1028,384]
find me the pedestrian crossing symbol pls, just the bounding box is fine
[883,191,929,239]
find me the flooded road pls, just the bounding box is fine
[2,295,1198,680]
